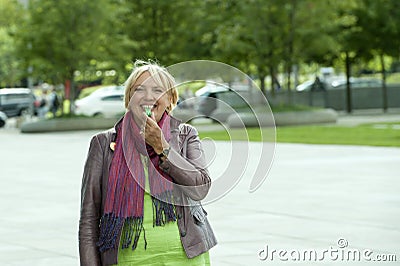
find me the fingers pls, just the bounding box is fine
[140,112,159,138]
[139,115,165,153]
[139,112,152,130]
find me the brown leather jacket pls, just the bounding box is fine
[79,116,217,266]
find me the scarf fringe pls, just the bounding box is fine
[96,213,124,253]
[121,217,145,250]
[152,191,177,227]
[97,192,177,253]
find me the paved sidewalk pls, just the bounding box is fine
[0,126,399,265]
[207,142,399,265]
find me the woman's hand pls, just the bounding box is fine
[140,112,169,154]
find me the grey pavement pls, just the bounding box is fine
[0,113,399,265]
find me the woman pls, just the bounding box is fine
[79,60,217,266]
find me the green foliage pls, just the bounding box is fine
[276,122,400,147]
[0,0,26,87]
[294,0,344,65]
[211,0,288,93]
[352,0,400,57]
[15,0,128,95]
[1,0,399,98]
[115,0,213,65]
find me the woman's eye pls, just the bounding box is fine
[135,87,144,92]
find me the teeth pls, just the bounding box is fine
[143,105,153,116]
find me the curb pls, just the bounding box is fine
[227,109,338,128]
[274,108,338,126]
[20,117,118,133]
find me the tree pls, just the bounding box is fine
[212,0,288,96]
[327,0,363,113]
[115,0,214,67]
[16,0,126,110]
[295,1,344,65]
[286,0,343,86]
[0,0,26,87]
[351,0,400,112]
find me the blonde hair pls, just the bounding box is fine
[124,60,178,112]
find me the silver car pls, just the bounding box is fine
[0,88,35,117]
[194,82,250,117]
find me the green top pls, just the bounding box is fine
[113,154,210,265]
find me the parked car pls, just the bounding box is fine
[331,78,382,90]
[73,86,125,117]
[194,82,250,117]
[0,111,7,128]
[296,77,382,92]
[295,80,318,92]
[0,88,35,118]
[82,84,125,98]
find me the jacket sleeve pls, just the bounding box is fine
[159,124,211,201]
[79,135,103,266]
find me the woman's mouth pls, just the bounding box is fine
[142,105,155,116]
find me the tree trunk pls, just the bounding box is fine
[269,65,275,97]
[293,64,299,89]
[257,65,267,96]
[286,0,296,105]
[345,51,352,113]
[68,70,76,115]
[259,73,266,96]
[286,64,292,105]
[379,53,388,112]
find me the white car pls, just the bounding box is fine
[194,82,250,117]
[0,111,7,128]
[296,77,382,92]
[73,86,125,118]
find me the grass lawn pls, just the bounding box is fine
[198,122,400,147]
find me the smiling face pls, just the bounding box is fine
[128,71,171,124]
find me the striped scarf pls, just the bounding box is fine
[97,111,176,253]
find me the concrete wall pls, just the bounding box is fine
[269,85,400,110]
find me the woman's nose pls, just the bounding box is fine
[143,89,155,100]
